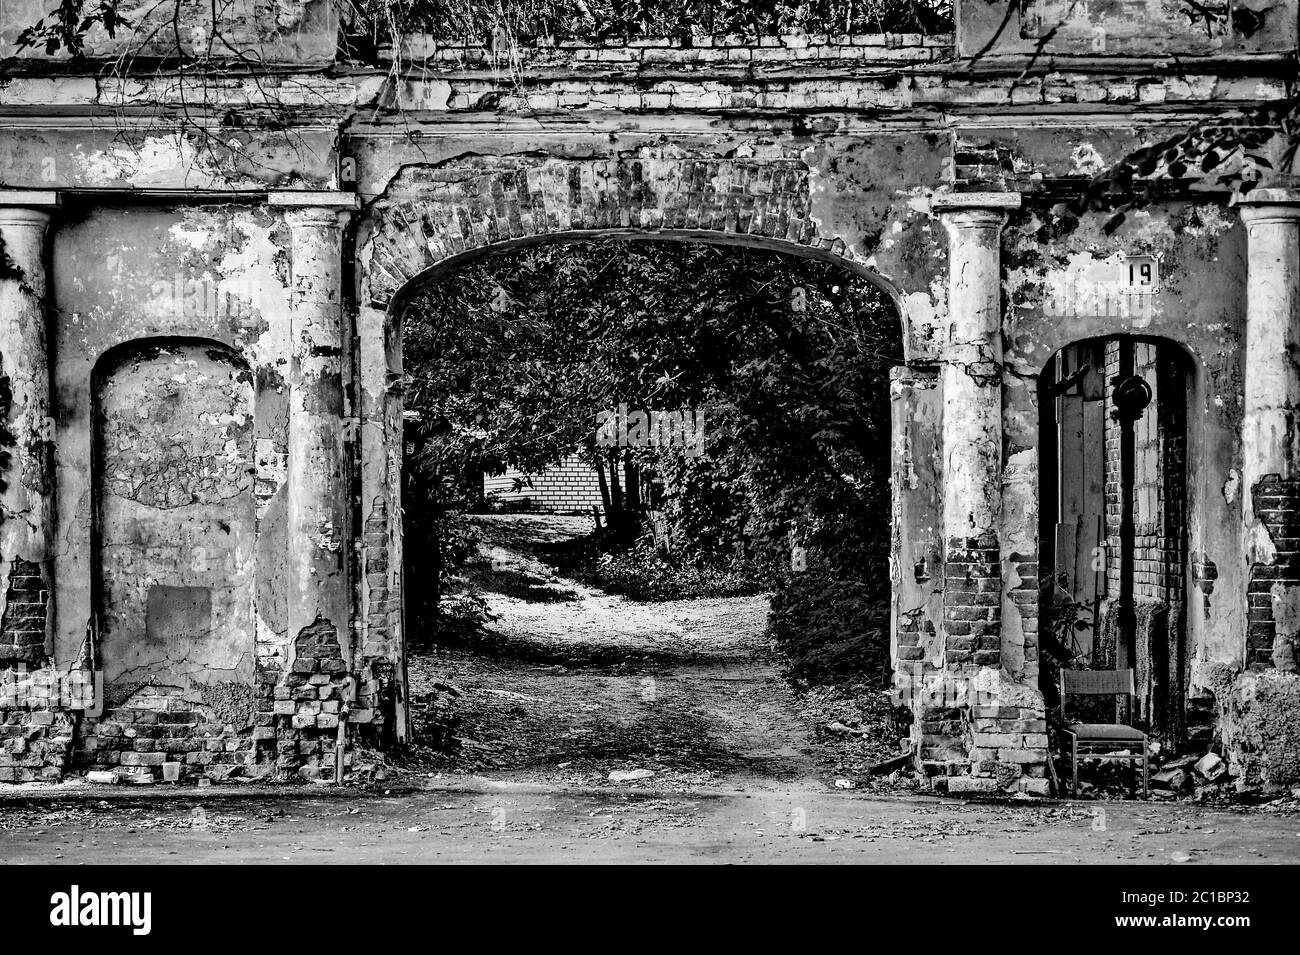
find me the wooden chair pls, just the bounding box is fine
[1059,668,1149,798]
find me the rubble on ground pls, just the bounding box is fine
[794,682,920,791]
[1063,741,1300,810]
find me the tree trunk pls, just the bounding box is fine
[607,448,623,517]
[624,452,641,513]
[596,456,612,514]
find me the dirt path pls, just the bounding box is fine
[403,514,829,791]
[1,785,1295,864]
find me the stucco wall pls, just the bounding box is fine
[0,0,1295,784]
[51,205,293,680]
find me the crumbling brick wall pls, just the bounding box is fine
[75,689,255,783]
[0,558,47,666]
[0,709,74,782]
[942,533,1003,670]
[268,618,356,781]
[1245,477,1300,671]
[0,663,92,781]
[0,361,49,668]
[363,152,830,310]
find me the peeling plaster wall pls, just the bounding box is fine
[51,205,292,681]
[890,366,944,725]
[1006,198,1247,754]
[960,0,1298,59]
[0,0,338,64]
[0,126,338,192]
[40,205,299,781]
[94,342,256,697]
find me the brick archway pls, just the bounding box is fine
[352,152,915,741]
[356,152,906,315]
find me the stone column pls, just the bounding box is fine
[270,192,359,656]
[931,193,1020,673]
[1235,189,1300,672]
[0,192,60,666]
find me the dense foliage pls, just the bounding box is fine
[403,239,902,683]
[12,0,951,58]
[348,0,951,46]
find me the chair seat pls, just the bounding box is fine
[1066,722,1146,742]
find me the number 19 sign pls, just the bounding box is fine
[1120,252,1161,293]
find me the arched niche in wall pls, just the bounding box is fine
[91,338,257,708]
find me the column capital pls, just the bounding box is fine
[1233,188,1300,225]
[1232,186,1300,206]
[0,190,61,209]
[0,191,60,228]
[930,191,1021,228]
[270,191,359,227]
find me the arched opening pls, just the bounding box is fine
[90,338,256,707]
[1038,335,1196,750]
[385,234,907,777]
[381,230,908,333]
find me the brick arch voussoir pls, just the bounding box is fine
[361,156,839,310]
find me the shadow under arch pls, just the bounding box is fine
[1036,333,1201,750]
[373,228,911,349]
[91,335,253,382]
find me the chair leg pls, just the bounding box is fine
[1071,739,1078,797]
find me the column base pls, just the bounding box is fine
[908,665,1050,795]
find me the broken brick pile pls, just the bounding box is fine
[0,662,94,710]
[0,649,387,785]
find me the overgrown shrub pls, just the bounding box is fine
[433,591,501,642]
[404,505,497,642]
[592,537,766,600]
[768,568,890,685]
